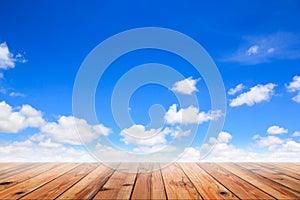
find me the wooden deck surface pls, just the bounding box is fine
[0,163,299,199]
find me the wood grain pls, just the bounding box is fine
[0,162,299,200]
[179,163,238,199]
[93,163,139,200]
[0,163,78,199]
[20,163,98,199]
[57,164,115,199]
[199,163,274,199]
[161,163,201,199]
[222,163,300,199]
[238,162,300,193]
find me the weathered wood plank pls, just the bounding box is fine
[258,163,300,181]
[271,163,300,176]
[238,162,300,193]
[0,163,78,199]
[151,163,167,200]
[0,163,58,191]
[20,163,98,199]
[0,163,26,172]
[0,163,42,180]
[131,163,153,200]
[199,163,274,199]
[179,163,238,199]
[57,164,115,199]
[222,163,300,199]
[161,163,201,199]
[93,163,139,200]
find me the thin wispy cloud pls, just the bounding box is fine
[228,83,245,95]
[224,32,300,65]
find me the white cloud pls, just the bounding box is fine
[9,92,25,97]
[267,48,275,53]
[120,124,191,154]
[0,139,94,162]
[247,45,259,55]
[181,130,300,162]
[229,83,276,107]
[254,135,284,150]
[286,76,300,92]
[179,147,201,161]
[0,101,45,133]
[267,125,288,135]
[41,116,111,145]
[286,76,300,103]
[228,83,245,95]
[171,77,200,95]
[293,131,300,137]
[120,125,168,147]
[180,131,246,162]
[224,32,300,65]
[292,93,300,103]
[0,42,15,69]
[164,104,222,125]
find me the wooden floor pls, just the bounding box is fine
[0,163,299,199]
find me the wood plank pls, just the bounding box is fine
[161,163,201,199]
[179,163,238,199]
[0,163,58,191]
[0,163,78,199]
[131,163,153,199]
[0,163,25,172]
[0,163,42,180]
[20,163,98,199]
[151,163,167,200]
[238,162,300,193]
[199,163,274,199]
[93,163,139,200]
[57,164,115,199]
[258,163,300,181]
[271,163,300,175]
[221,163,300,199]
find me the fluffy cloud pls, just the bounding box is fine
[0,139,94,162]
[41,116,111,145]
[254,135,284,150]
[120,125,168,146]
[0,101,45,133]
[171,77,200,95]
[0,42,26,70]
[164,104,222,125]
[180,131,246,161]
[228,83,245,95]
[0,42,15,69]
[181,130,300,162]
[293,131,300,137]
[286,75,300,92]
[286,75,300,103]
[179,147,201,161]
[229,83,276,107]
[267,125,288,135]
[120,125,190,148]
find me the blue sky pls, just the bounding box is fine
[0,0,300,162]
